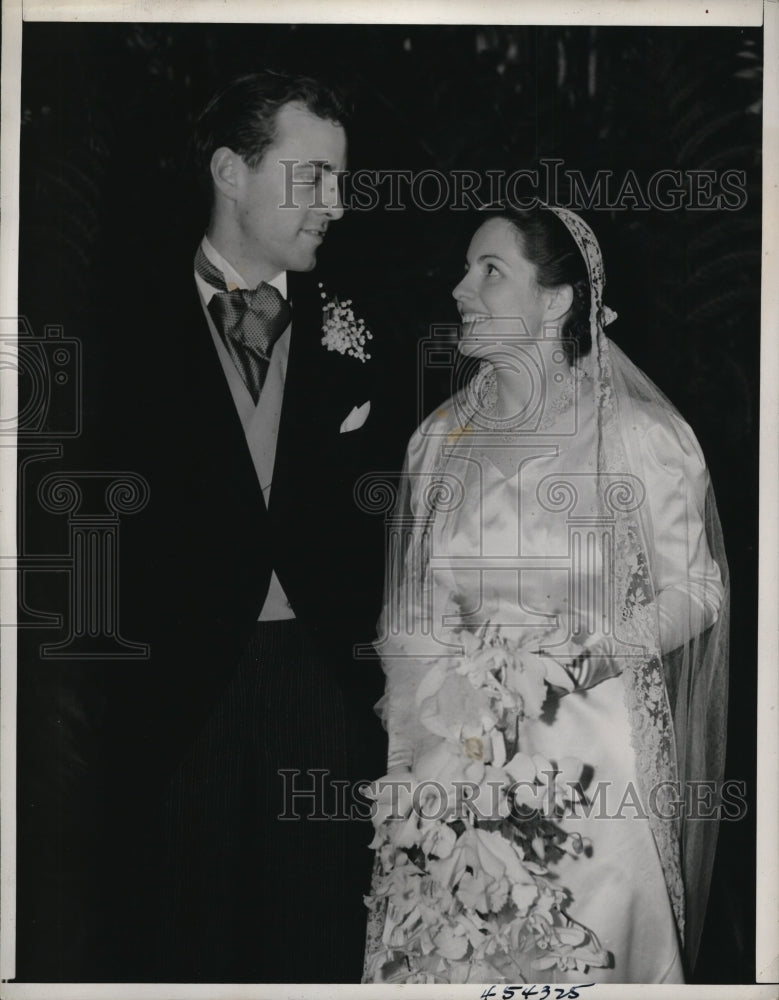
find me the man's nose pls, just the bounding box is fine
[320,175,344,220]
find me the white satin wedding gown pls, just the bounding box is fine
[381,369,723,983]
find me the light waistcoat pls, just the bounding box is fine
[195,236,294,621]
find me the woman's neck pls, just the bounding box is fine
[489,337,572,422]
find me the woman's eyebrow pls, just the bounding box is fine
[477,253,508,264]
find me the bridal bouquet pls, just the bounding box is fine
[364,624,610,984]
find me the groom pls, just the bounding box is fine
[142,72,394,982]
[19,71,395,983]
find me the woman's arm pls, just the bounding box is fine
[565,410,724,690]
[640,415,724,652]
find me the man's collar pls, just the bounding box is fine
[199,236,287,298]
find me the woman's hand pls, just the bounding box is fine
[567,633,623,690]
[539,633,623,693]
[363,767,415,828]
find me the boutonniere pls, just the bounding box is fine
[319,283,373,363]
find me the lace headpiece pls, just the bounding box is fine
[541,204,618,335]
[539,204,618,403]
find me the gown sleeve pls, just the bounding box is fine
[378,418,439,773]
[637,413,724,654]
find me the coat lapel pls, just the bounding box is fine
[271,272,329,507]
[180,260,268,514]
[275,270,375,471]
[149,258,270,589]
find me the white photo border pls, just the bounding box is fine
[1,1,775,997]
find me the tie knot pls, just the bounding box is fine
[195,245,292,403]
[208,281,291,357]
[240,282,292,339]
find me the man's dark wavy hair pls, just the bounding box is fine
[192,70,350,200]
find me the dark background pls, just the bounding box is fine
[17,21,761,984]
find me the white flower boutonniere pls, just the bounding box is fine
[319,283,373,363]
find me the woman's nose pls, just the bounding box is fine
[452,275,470,302]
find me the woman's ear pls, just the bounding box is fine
[210,147,243,202]
[544,284,574,324]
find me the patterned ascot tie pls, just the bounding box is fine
[195,245,292,404]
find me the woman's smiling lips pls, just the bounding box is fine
[460,312,489,326]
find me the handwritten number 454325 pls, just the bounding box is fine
[480,986,595,1000]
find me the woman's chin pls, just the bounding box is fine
[457,337,496,359]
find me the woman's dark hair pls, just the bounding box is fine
[479,204,592,364]
[192,70,351,201]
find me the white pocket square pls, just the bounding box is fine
[340,400,371,433]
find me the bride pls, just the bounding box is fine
[362,204,729,984]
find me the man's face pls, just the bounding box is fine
[230,101,346,281]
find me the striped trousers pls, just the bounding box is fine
[158,619,380,983]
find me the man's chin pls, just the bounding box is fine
[288,251,318,274]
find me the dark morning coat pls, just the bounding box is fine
[15,245,407,981]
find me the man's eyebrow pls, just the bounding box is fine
[295,158,347,175]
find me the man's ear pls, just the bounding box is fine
[544,284,574,324]
[210,147,244,202]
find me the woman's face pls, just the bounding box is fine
[452,217,550,356]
